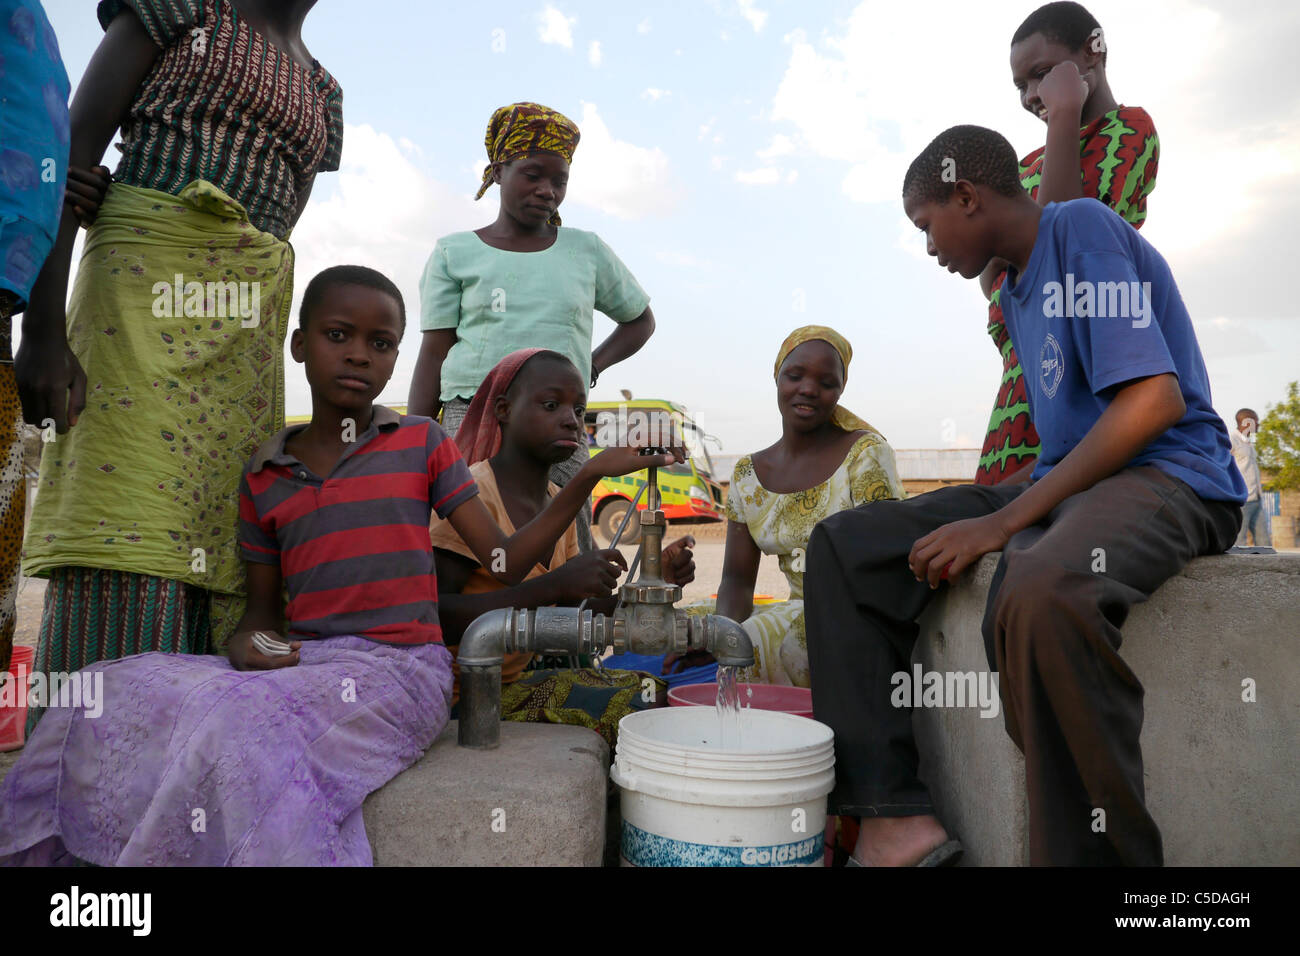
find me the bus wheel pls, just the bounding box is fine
[597,499,641,546]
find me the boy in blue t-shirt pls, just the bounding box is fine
[804,125,1244,867]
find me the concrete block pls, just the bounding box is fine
[0,722,610,866]
[915,552,1300,866]
[363,720,609,866]
[915,556,1027,866]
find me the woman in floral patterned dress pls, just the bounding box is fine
[676,326,905,687]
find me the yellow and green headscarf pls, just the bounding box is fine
[773,325,880,435]
[476,102,581,225]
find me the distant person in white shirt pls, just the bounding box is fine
[1230,408,1272,548]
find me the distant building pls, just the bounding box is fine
[707,453,742,483]
[894,449,980,495]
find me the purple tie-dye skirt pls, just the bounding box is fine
[0,636,452,866]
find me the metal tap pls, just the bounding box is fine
[457,454,755,749]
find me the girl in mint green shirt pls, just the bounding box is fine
[408,102,657,550]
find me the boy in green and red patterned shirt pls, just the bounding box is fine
[974,2,1159,485]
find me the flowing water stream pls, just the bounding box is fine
[715,666,754,750]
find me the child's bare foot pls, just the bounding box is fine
[852,814,950,866]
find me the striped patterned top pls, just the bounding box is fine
[238,406,479,646]
[96,0,343,239]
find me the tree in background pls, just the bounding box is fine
[1257,380,1300,490]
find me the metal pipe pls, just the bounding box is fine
[639,520,663,582]
[458,606,605,749]
[608,478,649,550]
[455,461,757,749]
[457,603,755,748]
[457,663,503,750]
[692,613,755,669]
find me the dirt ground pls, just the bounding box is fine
[614,520,789,605]
[13,575,43,650]
[10,519,788,650]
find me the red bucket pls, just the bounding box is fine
[0,646,35,752]
[667,682,814,719]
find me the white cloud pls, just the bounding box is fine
[895,213,932,264]
[566,103,678,220]
[710,155,726,170]
[766,0,1300,269]
[537,4,576,49]
[642,88,671,101]
[841,154,907,204]
[588,39,602,66]
[738,0,768,32]
[758,134,795,159]
[1191,316,1273,360]
[637,17,651,34]
[656,250,714,269]
[734,167,781,185]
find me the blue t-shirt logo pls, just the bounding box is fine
[1039,334,1064,399]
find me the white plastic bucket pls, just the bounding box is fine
[610,707,836,867]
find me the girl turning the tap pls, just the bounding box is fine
[431,348,697,748]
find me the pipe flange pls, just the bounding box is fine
[618,584,682,604]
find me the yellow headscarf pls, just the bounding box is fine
[773,326,879,435]
[476,102,581,225]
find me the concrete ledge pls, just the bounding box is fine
[0,722,609,866]
[363,720,609,866]
[915,552,1300,866]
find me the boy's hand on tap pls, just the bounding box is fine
[661,535,696,586]
[547,548,627,603]
[582,444,683,478]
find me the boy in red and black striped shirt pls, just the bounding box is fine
[0,265,679,867]
[232,264,678,665]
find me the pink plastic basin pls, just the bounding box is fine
[667,682,814,718]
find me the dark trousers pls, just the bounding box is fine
[805,466,1240,865]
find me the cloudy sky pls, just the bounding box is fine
[37,0,1300,464]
